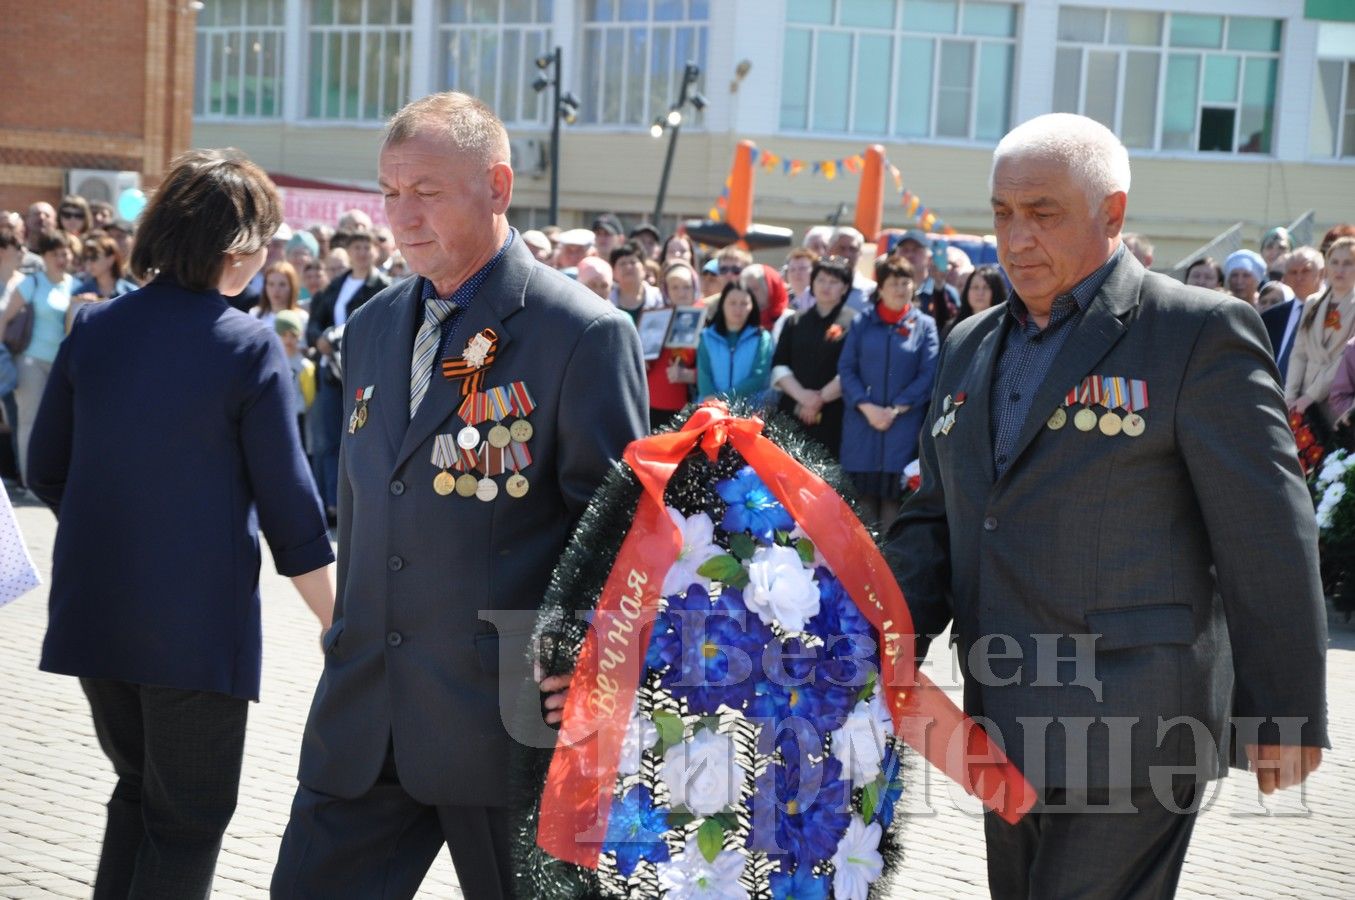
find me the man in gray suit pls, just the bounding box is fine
[885,114,1328,897]
[272,92,648,898]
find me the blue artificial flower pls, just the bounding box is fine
[748,638,860,739]
[806,568,874,654]
[769,865,830,900]
[652,584,772,714]
[603,785,672,876]
[755,756,851,868]
[875,745,905,828]
[716,466,794,540]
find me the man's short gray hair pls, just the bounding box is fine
[803,225,833,247]
[832,226,863,246]
[383,91,510,167]
[1286,246,1324,270]
[990,113,1131,210]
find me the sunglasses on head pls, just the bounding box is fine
[718,265,743,275]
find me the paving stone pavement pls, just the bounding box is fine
[2,497,1352,898]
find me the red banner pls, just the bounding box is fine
[536,403,1036,868]
[278,186,388,228]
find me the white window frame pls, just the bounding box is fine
[778,0,1018,143]
[435,0,554,127]
[1054,8,1283,156]
[576,0,709,131]
[1313,58,1355,159]
[194,0,288,121]
[305,0,415,123]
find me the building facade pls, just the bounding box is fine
[0,1,196,214]
[176,0,1353,264]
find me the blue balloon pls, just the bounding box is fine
[117,188,147,222]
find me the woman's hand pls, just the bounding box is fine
[1293,396,1315,414]
[538,673,572,726]
[797,391,824,425]
[859,403,895,431]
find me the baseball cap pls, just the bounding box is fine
[889,229,931,252]
[591,213,624,236]
[272,222,294,243]
[628,222,661,242]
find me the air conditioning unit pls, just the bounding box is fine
[509,139,547,178]
[65,169,142,204]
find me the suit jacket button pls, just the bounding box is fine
[387,631,403,647]
[388,555,404,571]
[983,516,998,532]
[390,480,405,496]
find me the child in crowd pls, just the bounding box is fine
[275,310,315,444]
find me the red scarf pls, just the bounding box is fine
[759,266,789,330]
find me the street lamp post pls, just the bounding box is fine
[651,62,706,227]
[533,48,578,227]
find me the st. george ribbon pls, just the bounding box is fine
[536,402,1037,868]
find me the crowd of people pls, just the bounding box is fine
[2,191,1354,529]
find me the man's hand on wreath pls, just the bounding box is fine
[1246,744,1322,794]
[539,673,572,726]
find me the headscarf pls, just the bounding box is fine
[759,265,789,330]
[1223,249,1266,283]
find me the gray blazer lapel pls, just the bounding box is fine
[954,317,1005,485]
[393,240,533,472]
[997,252,1144,483]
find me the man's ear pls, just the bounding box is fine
[1103,191,1127,238]
[489,162,514,215]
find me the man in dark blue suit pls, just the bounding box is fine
[272,93,648,899]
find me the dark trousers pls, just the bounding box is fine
[272,743,517,900]
[984,782,1201,899]
[80,678,249,900]
[309,374,343,509]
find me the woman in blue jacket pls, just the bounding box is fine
[838,259,939,528]
[27,149,335,898]
[696,282,773,404]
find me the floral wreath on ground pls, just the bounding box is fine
[511,404,909,899]
[1311,449,1355,616]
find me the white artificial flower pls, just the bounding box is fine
[661,728,747,816]
[663,508,724,597]
[743,544,820,632]
[619,713,659,776]
[831,815,885,900]
[830,692,894,783]
[656,837,750,899]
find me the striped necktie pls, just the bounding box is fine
[409,294,454,417]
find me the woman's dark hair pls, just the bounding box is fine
[809,255,853,294]
[957,265,1008,322]
[1183,257,1223,288]
[0,224,20,252]
[58,195,92,234]
[34,228,69,256]
[83,232,125,280]
[870,259,917,301]
[608,240,647,268]
[130,148,281,291]
[710,282,759,336]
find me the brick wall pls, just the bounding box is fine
[0,1,195,213]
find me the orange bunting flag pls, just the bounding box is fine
[823,160,838,181]
[789,159,805,176]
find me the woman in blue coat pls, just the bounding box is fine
[696,282,774,404]
[27,149,335,898]
[838,258,940,528]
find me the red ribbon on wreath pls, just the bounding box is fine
[535,401,1037,868]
